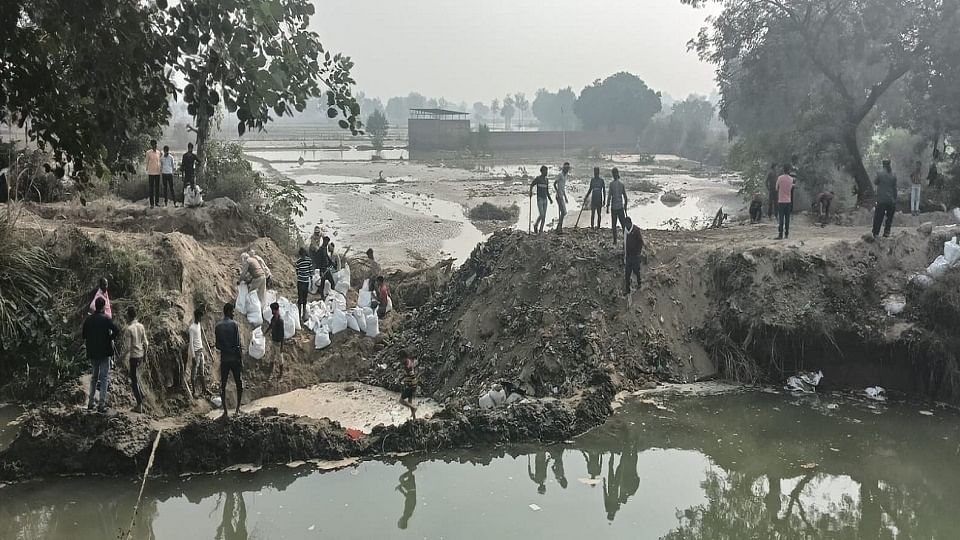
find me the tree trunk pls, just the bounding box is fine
[842,124,873,206]
[195,100,211,186]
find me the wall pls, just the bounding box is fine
[408,119,471,151]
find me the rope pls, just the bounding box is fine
[124,427,163,540]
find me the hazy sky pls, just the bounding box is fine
[310,0,721,105]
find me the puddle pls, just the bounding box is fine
[246,148,408,162]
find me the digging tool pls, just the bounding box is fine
[574,195,589,228]
[527,194,532,234]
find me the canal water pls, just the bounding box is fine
[2,391,958,539]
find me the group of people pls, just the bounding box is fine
[527,162,644,296]
[144,139,199,208]
[527,163,631,241]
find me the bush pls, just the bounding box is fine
[468,202,520,221]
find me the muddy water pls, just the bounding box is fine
[3,392,959,539]
[246,148,408,162]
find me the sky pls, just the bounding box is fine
[310,0,722,105]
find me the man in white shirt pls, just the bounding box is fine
[160,145,176,207]
[188,308,208,398]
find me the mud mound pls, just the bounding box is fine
[367,229,705,402]
[468,202,520,221]
[24,198,259,243]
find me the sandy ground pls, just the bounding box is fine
[205,382,441,433]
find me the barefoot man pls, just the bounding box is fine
[399,352,419,419]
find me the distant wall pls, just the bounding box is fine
[408,119,471,151]
[408,118,637,156]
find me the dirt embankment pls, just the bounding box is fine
[3,205,960,480]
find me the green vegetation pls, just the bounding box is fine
[574,72,661,134]
[685,0,960,203]
[366,110,390,154]
[532,88,578,131]
[500,95,516,131]
[468,202,519,221]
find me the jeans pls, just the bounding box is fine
[161,174,175,205]
[624,256,642,294]
[219,357,243,412]
[129,357,144,407]
[191,349,206,394]
[767,190,777,218]
[297,281,310,318]
[534,197,548,233]
[611,208,627,241]
[88,357,111,410]
[148,175,161,207]
[872,202,896,237]
[777,202,792,238]
[910,185,921,214]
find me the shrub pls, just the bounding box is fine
[468,202,520,221]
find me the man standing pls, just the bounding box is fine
[122,306,148,413]
[872,160,898,239]
[215,303,244,419]
[910,160,922,216]
[266,302,285,379]
[623,217,644,297]
[181,142,198,187]
[295,248,313,320]
[584,167,606,230]
[553,162,571,234]
[160,145,175,207]
[188,308,208,399]
[765,163,778,220]
[775,165,794,240]
[82,297,119,413]
[145,140,162,208]
[607,168,628,242]
[529,166,553,234]
[398,352,418,419]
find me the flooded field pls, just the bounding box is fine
[3,391,958,539]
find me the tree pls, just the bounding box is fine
[1,0,173,173]
[490,99,501,129]
[366,109,389,154]
[573,72,661,133]
[501,95,516,131]
[472,102,490,124]
[514,93,529,130]
[164,0,361,184]
[532,87,577,130]
[685,0,960,202]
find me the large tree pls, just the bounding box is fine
[532,87,577,131]
[163,0,360,183]
[685,0,960,202]
[574,72,661,133]
[1,0,173,172]
[366,109,389,154]
[501,95,515,131]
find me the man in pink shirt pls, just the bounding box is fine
[145,139,162,208]
[775,165,794,240]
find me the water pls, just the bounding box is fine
[3,392,959,539]
[0,404,22,451]
[246,148,408,162]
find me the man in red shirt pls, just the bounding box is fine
[372,276,391,318]
[775,165,794,240]
[623,216,645,296]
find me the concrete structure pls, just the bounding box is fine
[408,108,637,156]
[407,109,471,151]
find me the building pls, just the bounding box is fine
[407,108,471,151]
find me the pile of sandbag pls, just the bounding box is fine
[478,384,524,410]
[235,283,264,326]
[304,290,380,351]
[925,236,960,279]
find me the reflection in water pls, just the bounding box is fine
[396,460,417,530]
[214,491,248,540]
[2,393,959,539]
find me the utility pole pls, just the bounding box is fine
[561,106,566,159]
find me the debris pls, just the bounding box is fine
[865,387,886,401]
[883,295,906,316]
[919,410,934,416]
[528,504,542,511]
[800,462,818,470]
[785,371,822,393]
[578,478,601,486]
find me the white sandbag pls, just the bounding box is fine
[927,255,950,278]
[183,185,204,207]
[329,309,349,334]
[350,307,367,333]
[235,282,249,314]
[246,290,264,326]
[385,295,393,313]
[358,289,372,309]
[279,297,301,331]
[479,393,495,410]
[346,313,360,332]
[261,289,278,322]
[909,273,935,288]
[314,324,332,350]
[944,237,960,266]
[334,263,351,295]
[365,313,379,337]
[281,306,297,338]
[326,291,347,312]
[883,295,906,316]
[309,270,322,295]
[362,307,374,317]
[249,328,266,360]
[489,387,506,406]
